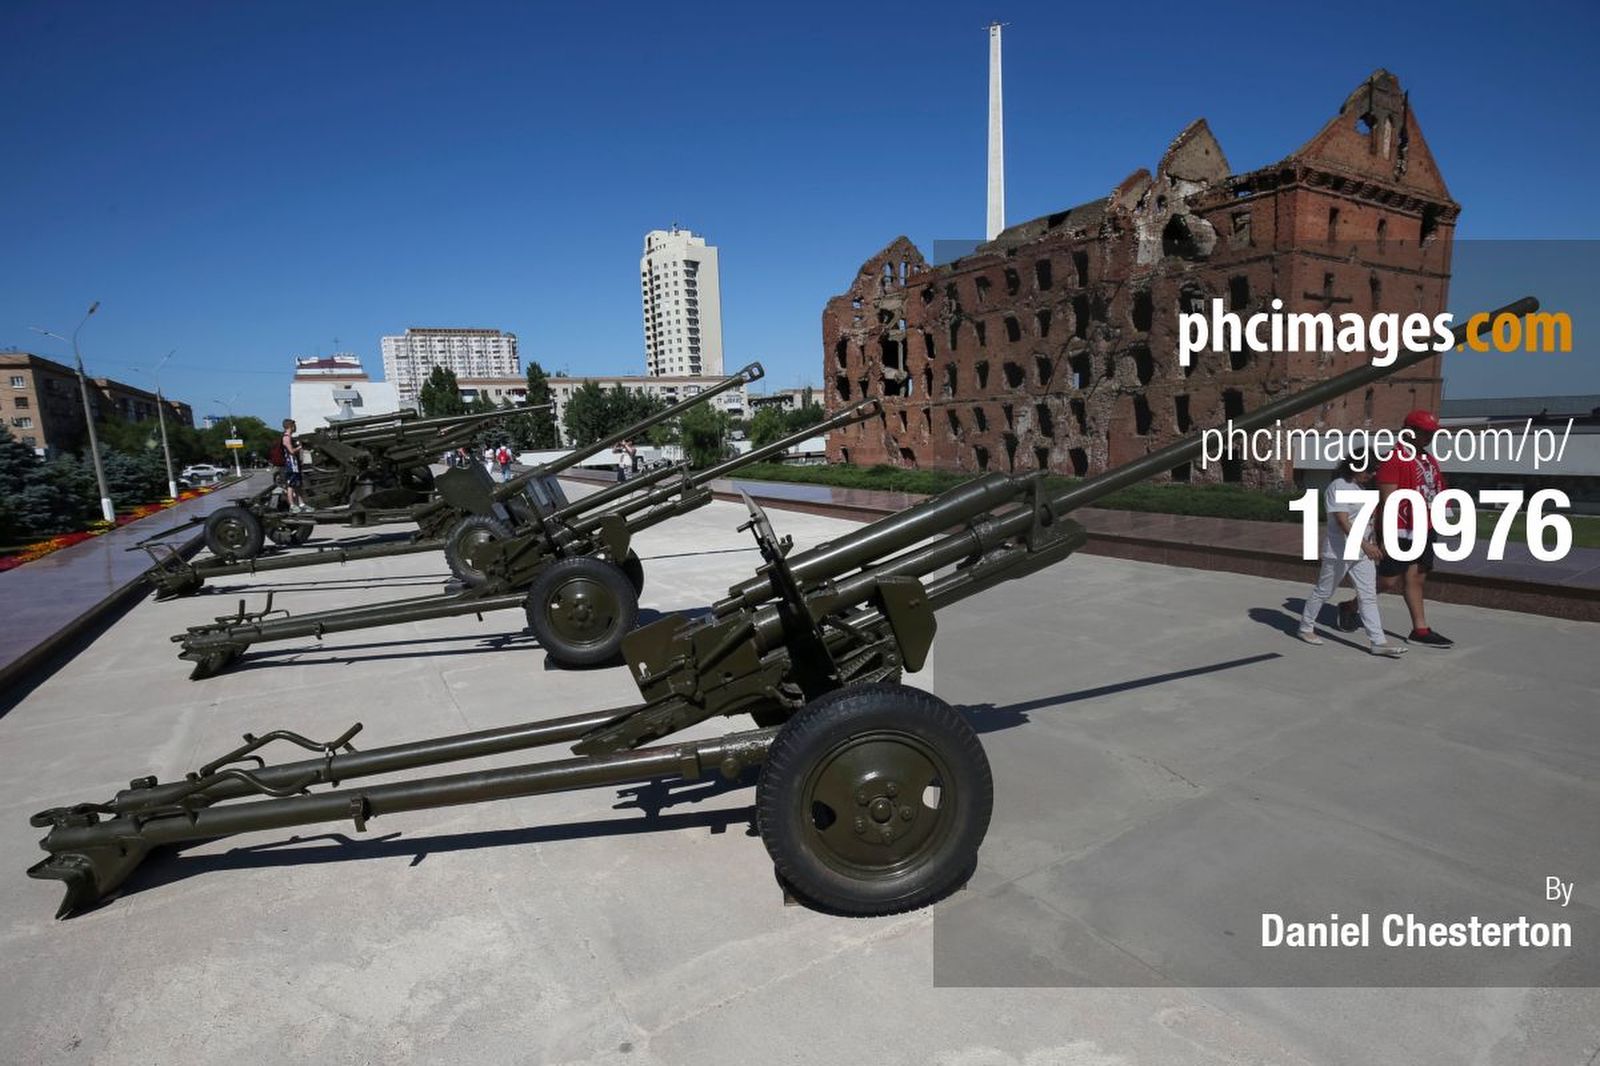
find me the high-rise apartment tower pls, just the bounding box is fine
[640,227,724,377]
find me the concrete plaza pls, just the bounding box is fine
[1,493,1595,1064]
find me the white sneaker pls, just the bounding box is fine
[1297,628,1324,646]
[1369,643,1407,658]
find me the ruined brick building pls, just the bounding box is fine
[823,71,1458,487]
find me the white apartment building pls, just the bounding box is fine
[381,328,520,407]
[640,228,723,378]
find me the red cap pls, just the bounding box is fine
[1403,409,1440,434]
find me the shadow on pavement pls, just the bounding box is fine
[961,652,1282,734]
[104,789,757,908]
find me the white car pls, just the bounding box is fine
[181,464,228,481]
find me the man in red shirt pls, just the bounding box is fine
[1339,409,1452,647]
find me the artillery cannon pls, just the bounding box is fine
[26,298,1537,919]
[159,402,552,562]
[141,364,769,600]
[168,397,880,677]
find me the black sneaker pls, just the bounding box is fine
[1336,600,1361,632]
[1407,628,1454,648]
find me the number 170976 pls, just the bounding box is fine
[1289,488,1574,562]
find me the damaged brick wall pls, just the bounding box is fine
[823,70,1458,489]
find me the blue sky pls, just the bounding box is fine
[3,0,1596,422]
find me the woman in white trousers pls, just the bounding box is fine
[1299,460,1406,657]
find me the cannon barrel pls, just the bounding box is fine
[493,362,765,502]
[314,402,552,446]
[548,460,690,522]
[310,407,423,432]
[717,297,1540,620]
[379,406,552,467]
[687,398,880,486]
[572,399,882,534]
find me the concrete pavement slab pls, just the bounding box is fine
[1,496,1595,1064]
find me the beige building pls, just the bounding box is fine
[1,352,192,458]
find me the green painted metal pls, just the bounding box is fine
[144,365,776,598]
[166,397,881,675]
[28,299,1536,919]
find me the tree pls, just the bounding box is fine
[562,383,668,447]
[95,415,162,457]
[0,433,97,541]
[199,415,277,466]
[784,400,826,435]
[98,446,166,505]
[679,403,732,469]
[0,434,40,542]
[418,366,466,418]
[748,405,788,447]
[512,361,560,449]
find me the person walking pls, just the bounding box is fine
[1300,458,1405,657]
[1339,409,1452,648]
[495,443,513,483]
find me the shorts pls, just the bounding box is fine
[285,470,303,489]
[1378,532,1435,577]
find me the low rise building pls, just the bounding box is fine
[288,355,401,429]
[458,376,529,407]
[1,352,192,457]
[748,387,817,412]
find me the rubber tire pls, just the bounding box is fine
[203,506,264,560]
[524,555,639,667]
[756,683,992,917]
[619,550,645,597]
[444,514,513,586]
[290,522,315,546]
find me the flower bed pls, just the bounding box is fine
[0,483,227,573]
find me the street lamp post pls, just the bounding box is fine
[135,349,178,499]
[30,302,115,523]
[213,394,242,477]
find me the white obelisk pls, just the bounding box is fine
[986,21,1005,241]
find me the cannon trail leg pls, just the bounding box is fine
[30,722,778,918]
[178,591,529,678]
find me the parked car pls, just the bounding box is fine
[181,464,227,482]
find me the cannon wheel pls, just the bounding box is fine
[756,683,992,916]
[524,556,639,667]
[203,506,264,560]
[619,550,645,597]
[445,515,512,587]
